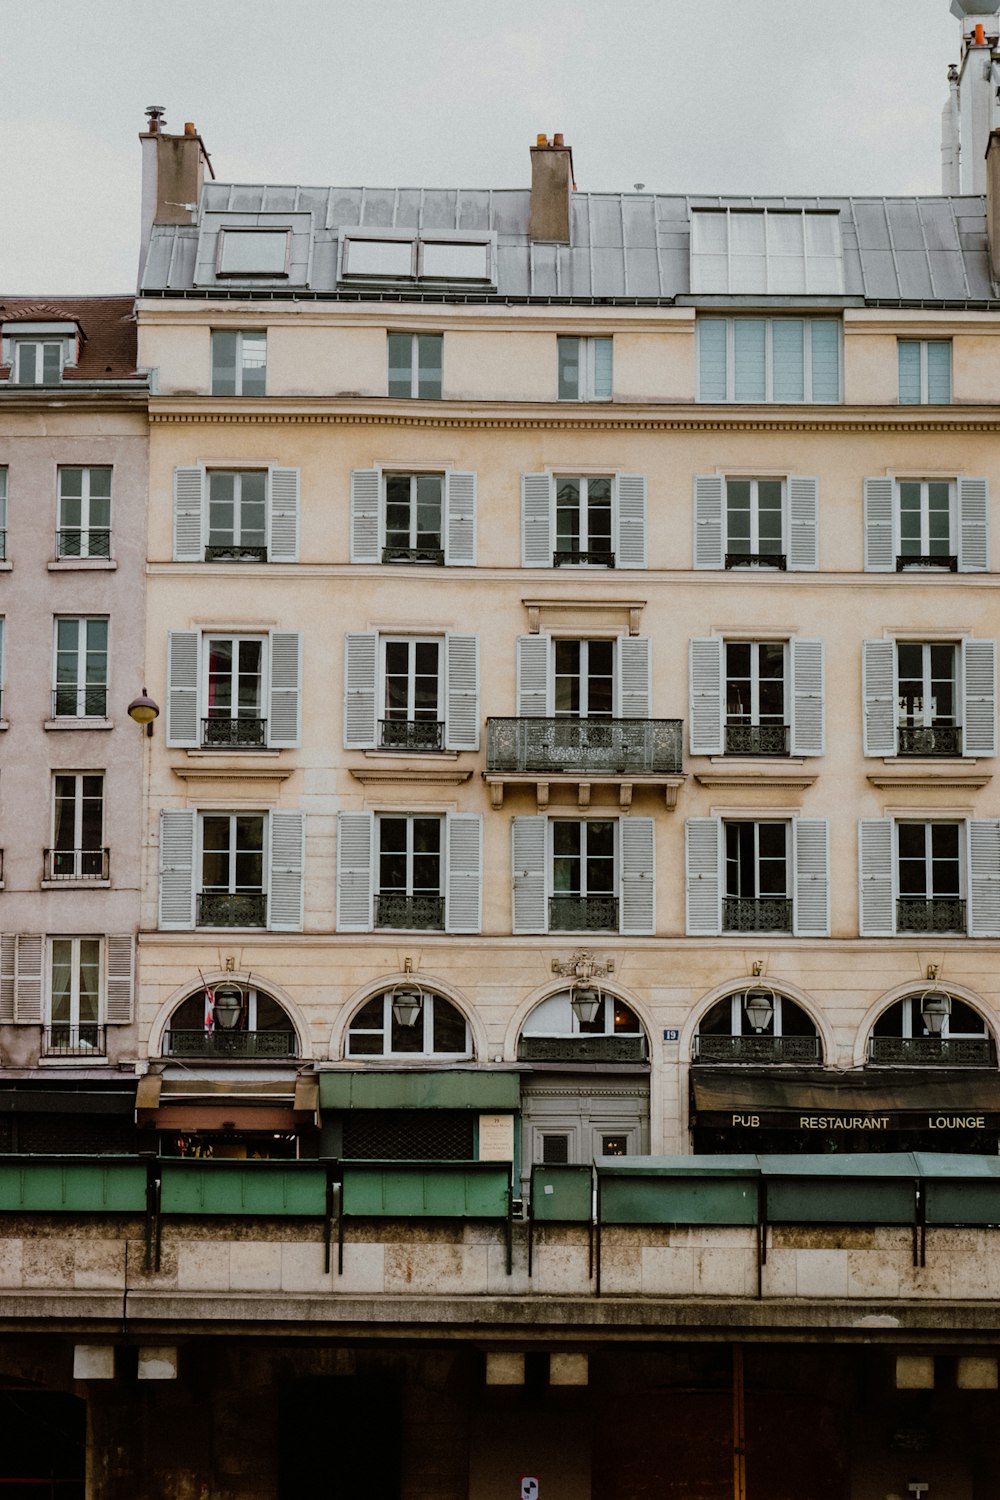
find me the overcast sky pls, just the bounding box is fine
[0,0,970,294]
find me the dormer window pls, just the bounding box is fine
[217,229,290,278]
[340,233,495,286]
[691,209,844,295]
[2,320,79,385]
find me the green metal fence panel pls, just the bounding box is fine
[599,1174,758,1226]
[765,1178,914,1225]
[158,1162,327,1216]
[341,1161,510,1219]
[319,1070,520,1112]
[0,1159,148,1212]
[923,1179,1000,1225]
[530,1164,593,1223]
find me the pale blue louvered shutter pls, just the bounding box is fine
[621,817,655,935]
[864,478,895,572]
[698,318,728,401]
[616,474,647,569]
[159,810,196,931]
[593,337,613,398]
[772,319,804,402]
[958,477,989,573]
[14,935,43,1023]
[858,818,894,937]
[689,638,724,755]
[269,631,302,748]
[927,341,952,403]
[173,467,204,562]
[618,637,650,719]
[350,469,381,563]
[105,936,135,1023]
[734,320,766,402]
[521,473,553,567]
[898,341,922,404]
[789,638,824,756]
[862,640,896,757]
[516,635,550,716]
[0,935,13,1023]
[445,471,476,565]
[445,634,479,750]
[693,475,725,569]
[685,818,722,936]
[808,320,841,402]
[962,638,997,756]
[343,632,378,748]
[793,819,829,936]
[268,467,300,561]
[968,819,1000,936]
[512,816,547,934]
[167,630,200,748]
[336,811,374,932]
[268,810,304,932]
[446,813,482,934]
[787,475,819,570]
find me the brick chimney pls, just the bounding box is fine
[986,128,1000,280]
[138,108,211,283]
[529,133,574,244]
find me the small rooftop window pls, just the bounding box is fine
[420,240,491,281]
[217,229,290,278]
[691,209,844,296]
[340,233,494,286]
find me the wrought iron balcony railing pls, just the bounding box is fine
[896,553,958,572]
[0,529,6,561]
[379,719,445,751]
[868,1035,993,1067]
[552,549,615,568]
[43,1025,106,1058]
[374,892,445,930]
[724,723,790,757]
[57,529,111,559]
[165,1029,297,1059]
[196,890,267,928]
[517,1034,647,1063]
[896,897,966,934]
[44,847,109,881]
[896,725,962,757]
[725,551,787,570]
[52,686,108,718]
[381,545,445,565]
[723,896,793,933]
[694,1035,821,1064]
[487,718,683,775]
[548,894,619,932]
[204,543,268,562]
[201,716,268,748]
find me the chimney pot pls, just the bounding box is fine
[529,134,574,243]
[536,133,549,147]
[976,22,986,43]
[553,132,565,148]
[184,122,197,137]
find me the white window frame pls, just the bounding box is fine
[203,633,268,724]
[895,641,959,731]
[50,773,105,881]
[198,811,268,911]
[216,228,291,278]
[57,466,112,560]
[345,989,471,1060]
[554,473,615,566]
[724,640,788,728]
[206,469,269,556]
[724,476,786,564]
[690,209,844,295]
[211,329,267,396]
[898,339,952,405]
[550,817,619,902]
[341,232,494,285]
[552,637,617,719]
[382,471,445,558]
[380,636,442,733]
[896,819,964,903]
[520,989,643,1039]
[13,340,65,385]
[876,993,987,1043]
[47,936,104,1044]
[387,332,443,399]
[52,616,109,719]
[557,336,613,401]
[376,814,444,898]
[698,317,842,402]
[896,478,955,563]
[702,990,805,1039]
[723,820,791,912]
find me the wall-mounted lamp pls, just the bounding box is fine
[127,687,160,737]
[390,982,423,1029]
[213,983,244,1032]
[743,986,775,1033]
[919,989,952,1036]
[551,950,614,1028]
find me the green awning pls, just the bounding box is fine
[318,1069,520,1112]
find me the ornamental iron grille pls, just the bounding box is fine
[381,545,445,565]
[53,686,107,718]
[166,1029,297,1059]
[204,544,268,562]
[487,718,682,774]
[896,898,966,934]
[342,1110,474,1160]
[725,552,787,570]
[694,1035,820,1064]
[553,549,616,568]
[197,891,267,927]
[896,725,962,757]
[379,719,445,751]
[374,893,445,930]
[868,1036,993,1066]
[43,1025,106,1057]
[722,897,793,933]
[549,895,619,932]
[58,529,111,559]
[896,554,958,572]
[517,1034,647,1063]
[44,848,109,881]
[201,717,267,748]
[724,723,790,756]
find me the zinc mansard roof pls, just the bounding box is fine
[140,181,997,305]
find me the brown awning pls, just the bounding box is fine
[136,1074,162,1112]
[691,1069,1000,1132]
[149,1105,297,1132]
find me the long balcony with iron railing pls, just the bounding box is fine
[486,716,684,809]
